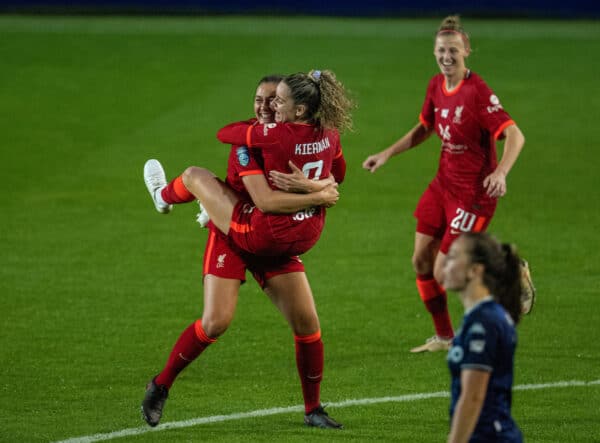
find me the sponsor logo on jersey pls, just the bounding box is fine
[292,207,317,221]
[442,142,468,154]
[469,339,486,353]
[487,94,504,113]
[236,146,250,167]
[468,322,487,335]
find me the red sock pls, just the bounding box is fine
[155,320,216,388]
[160,175,195,204]
[295,331,323,414]
[416,274,454,339]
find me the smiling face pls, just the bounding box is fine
[272,81,304,123]
[434,33,470,81]
[254,81,278,124]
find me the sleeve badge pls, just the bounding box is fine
[236,146,250,167]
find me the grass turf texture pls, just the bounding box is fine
[1,15,599,442]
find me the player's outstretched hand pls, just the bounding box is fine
[483,169,507,198]
[362,151,389,173]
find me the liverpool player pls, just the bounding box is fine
[142,73,351,429]
[145,70,351,258]
[362,16,525,352]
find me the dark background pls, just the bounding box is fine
[2,0,599,18]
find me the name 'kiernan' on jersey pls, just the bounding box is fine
[218,121,345,188]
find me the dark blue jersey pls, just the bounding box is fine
[447,297,522,442]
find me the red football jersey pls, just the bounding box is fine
[419,71,515,207]
[218,121,344,187]
[218,120,345,256]
[224,119,264,201]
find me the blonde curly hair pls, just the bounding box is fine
[283,69,354,133]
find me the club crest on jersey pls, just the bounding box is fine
[453,106,464,124]
[236,146,250,166]
[469,339,486,353]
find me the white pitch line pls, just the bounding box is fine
[54,379,600,443]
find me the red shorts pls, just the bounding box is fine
[228,201,325,257]
[203,224,305,288]
[414,181,496,254]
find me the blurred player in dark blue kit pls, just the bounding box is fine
[442,232,522,443]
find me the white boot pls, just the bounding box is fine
[143,159,172,214]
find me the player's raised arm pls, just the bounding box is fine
[362,122,433,173]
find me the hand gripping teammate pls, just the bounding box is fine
[443,232,523,443]
[362,16,527,352]
[141,71,353,429]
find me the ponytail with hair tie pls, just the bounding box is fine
[310,70,322,83]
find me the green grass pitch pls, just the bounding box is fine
[1,15,599,442]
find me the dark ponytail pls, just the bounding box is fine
[497,243,522,325]
[463,233,522,324]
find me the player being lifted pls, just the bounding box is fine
[141,70,353,428]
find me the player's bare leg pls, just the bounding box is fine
[182,167,238,235]
[264,273,342,429]
[201,275,240,337]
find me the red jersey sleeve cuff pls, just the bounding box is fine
[239,170,263,177]
[419,113,431,129]
[493,119,515,140]
[245,124,253,147]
